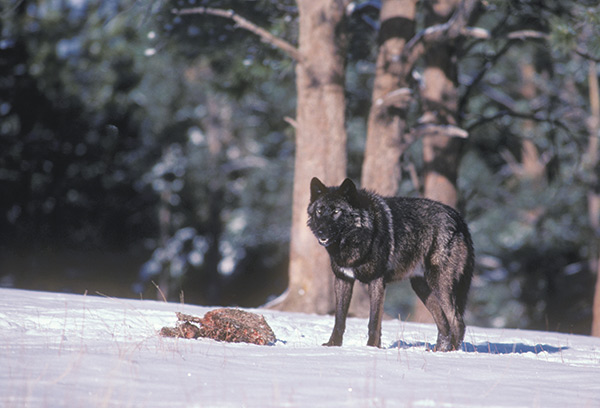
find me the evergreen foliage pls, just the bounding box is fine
[1,0,598,333]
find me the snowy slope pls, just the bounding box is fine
[1,288,599,407]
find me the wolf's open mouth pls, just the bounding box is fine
[318,237,330,246]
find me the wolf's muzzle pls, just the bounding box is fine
[318,237,330,246]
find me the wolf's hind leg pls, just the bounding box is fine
[410,276,458,351]
[450,313,466,350]
[434,287,465,351]
[435,291,465,351]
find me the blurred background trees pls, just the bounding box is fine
[1,0,296,305]
[1,0,599,336]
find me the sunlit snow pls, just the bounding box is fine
[1,288,599,407]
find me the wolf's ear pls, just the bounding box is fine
[340,178,358,203]
[310,177,327,202]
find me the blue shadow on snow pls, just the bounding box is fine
[390,340,568,354]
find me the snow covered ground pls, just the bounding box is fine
[1,287,599,407]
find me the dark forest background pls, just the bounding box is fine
[1,0,599,335]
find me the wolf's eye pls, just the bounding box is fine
[316,207,323,216]
[333,208,341,215]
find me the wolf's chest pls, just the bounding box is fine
[339,267,356,280]
[334,263,381,283]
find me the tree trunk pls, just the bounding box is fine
[413,0,464,323]
[587,61,600,336]
[592,257,600,337]
[361,0,418,195]
[352,0,418,318]
[269,0,348,314]
[519,60,547,182]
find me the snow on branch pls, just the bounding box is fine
[399,0,554,79]
[464,29,599,63]
[375,88,413,110]
[461,27,550,41]
[397,123,469,157]
[506,30,549,41]
[415,124,469,139]
[399,0,478,77]
[172,7,302,62]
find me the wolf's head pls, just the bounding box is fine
[307,177,361,247]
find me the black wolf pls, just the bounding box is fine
[307,177,474,351]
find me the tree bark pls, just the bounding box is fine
[587,61,600,337]
[268,0,349,314]
[592,257,600,337]
[351,0,418,318]
[361,0,418,195]
[413,0,465,323]
[519,60,547,184]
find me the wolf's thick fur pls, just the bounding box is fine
[307,177,474,351]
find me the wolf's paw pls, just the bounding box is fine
[434,336,462,352]
[323,340,342,347]
[434,335,451,352]
[366,338,381,348]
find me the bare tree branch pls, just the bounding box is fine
[395,123,469,162]
[374,88,413,110]
[460,27,550,41]
[462,27,600,64]
[506,30,548,41]
[465,85,571,133]
[415,124,469,139]
[460,26,489,39]
[576,48,600,63]
[459,28,551,116]
[459,40,513,115]
[400,0,479,77]
[173,7,302,62]
[403,160,421,192]
[398,0,553,83]
[283,116,298,129]
[464,110,509,131]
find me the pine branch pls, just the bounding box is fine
[576,48,600,63]
[465,85,570,134]
[172,7,302,62]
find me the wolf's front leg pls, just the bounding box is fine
[367,276,385,348]
[324,277,354,346]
